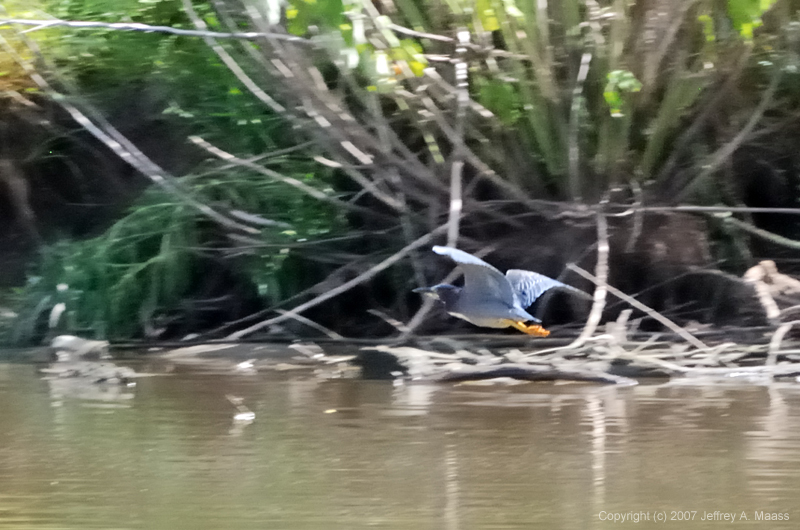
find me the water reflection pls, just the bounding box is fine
[47,376,135,404]
[0,363,799,529]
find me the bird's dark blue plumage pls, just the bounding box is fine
[415,246,587,334]
[506,269,576,308]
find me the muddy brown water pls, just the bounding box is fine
[1,360,799,529]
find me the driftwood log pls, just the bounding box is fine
[433,363,637,385]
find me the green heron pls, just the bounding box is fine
[414,246,586,336]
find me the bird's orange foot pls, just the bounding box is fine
[509,321,550,337]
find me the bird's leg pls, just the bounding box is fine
[509,321,550,337]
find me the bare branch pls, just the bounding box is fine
[0,31,258,234]
[274,309,345,340]
[446,29,470,247]
[387,23,454,43]
[767,321,796,367]
[567,264,709,351]
[226,224,449,339]
[573,210,610,347]
[180,0,285,113]
[611,205,800,216]
[188,136,383,217]
[568,52,592,201]
[0,17,310,43]
[724,216,800,250]
[678,69,781,200]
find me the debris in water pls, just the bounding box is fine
[235,359,256,373]
[226,394,255,422]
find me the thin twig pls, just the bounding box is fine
[446,29,469,247]
[724,216,800,250]
[189,136,381,217]
[274,309,345,340]
[226,224,449,339]
[387,23,454,43]
[180,0,285,113]
[624,181,643,253]
[567,264,709,350]
[0,17,310,43]
[519,210,610,359]
[347,4,428,287]
[416,95,530,208]
[367,309,410,334]
[678,69,781,200]
[233,3,408,213]
[568,52,592,201]
[767,321,794,367]
[610,205,800,216]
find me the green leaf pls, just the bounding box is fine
[698,14,715,43]
[726,0,778,40]
[477,79,520,125]
[603,70,642,118]
[502,0,525,19]
[476,0,500,31]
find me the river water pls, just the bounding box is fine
[1,360,798,529]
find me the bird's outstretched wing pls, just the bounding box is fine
[432,246,516,306]
[506,269,589,308]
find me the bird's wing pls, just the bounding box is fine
[432,246,516,305]
[506,269,587,308]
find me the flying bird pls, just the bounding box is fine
[414,246,587,336]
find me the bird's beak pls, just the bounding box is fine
[413,287,436,298]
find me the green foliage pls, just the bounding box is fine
[4,0,348,342]
[476,78,520,125]
[39,0,297,154]
[727,0,779,40]
[603,71,643,119]
[286,0,346,36]
[14,166,343,341]
[283,0,429,91]
[354,0,791,197]
[39,0,791,203]
[9,0,798,341]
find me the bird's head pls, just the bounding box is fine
[413,284,462,308]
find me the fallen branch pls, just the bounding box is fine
[274,309,344,341]
[362,345,637,385]
[767,321,797,367]
[434,363,637,386]
[568,263,709,350]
